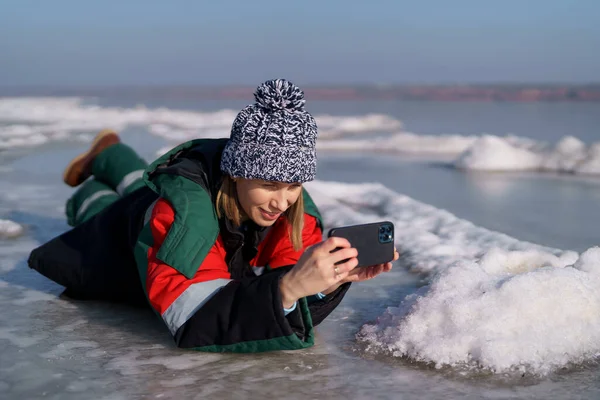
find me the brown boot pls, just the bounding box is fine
[63,129,121,187]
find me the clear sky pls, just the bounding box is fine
[1,0,599,86]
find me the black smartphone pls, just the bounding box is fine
[327,221,395,267]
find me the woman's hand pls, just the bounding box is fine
[321,248,400,295]
[279,237,358,308]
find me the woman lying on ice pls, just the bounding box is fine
[28,79,398,352]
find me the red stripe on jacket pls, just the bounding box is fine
[146,198,323,315]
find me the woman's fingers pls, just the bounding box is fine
[368,264,383,279]
[328,247,358,265]
[333,256,358,274]
[334,268,352,282]
[320,236,352,253]
[314,238,358,272]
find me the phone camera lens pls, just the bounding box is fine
[379,227,386,234]
[386,226,392,234]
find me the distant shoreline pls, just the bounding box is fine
[2,84,600,102]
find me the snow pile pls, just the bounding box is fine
[456,135,600,176]
[0,97,401,150]
[0,219,24,238]
[358,247,600,375]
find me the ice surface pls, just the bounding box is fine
[1,128,600,397]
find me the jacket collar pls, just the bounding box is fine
[219,215,272,278]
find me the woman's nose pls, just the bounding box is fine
[270,190,288,211]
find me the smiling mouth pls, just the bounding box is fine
[260,209,281,219]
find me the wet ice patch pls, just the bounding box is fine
[40,340,99,359]
[54,319,89,333]
[0,236,40,273]
[0,219,24,238]
[106,350,222,376]
[0,327,48,348]
[159,376,200,388]
[357,247,600,375]
[12,288,57,305]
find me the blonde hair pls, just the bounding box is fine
[216,175,305,251]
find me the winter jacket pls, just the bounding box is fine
[28,138,350,352]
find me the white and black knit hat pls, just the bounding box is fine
[220,79,318,183]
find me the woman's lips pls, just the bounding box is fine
[259,208,281,221]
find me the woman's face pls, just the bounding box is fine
[235,178,303,226]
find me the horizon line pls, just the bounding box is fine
[1,82,600,89]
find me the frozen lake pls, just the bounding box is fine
[1,98,600,399]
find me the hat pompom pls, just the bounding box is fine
[254,79,306,112]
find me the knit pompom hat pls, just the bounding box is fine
[220,79,318,183]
